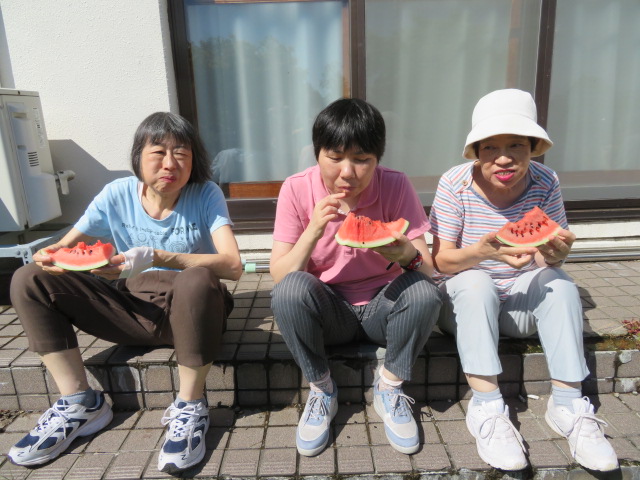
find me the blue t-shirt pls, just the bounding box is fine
[75,176,232,269]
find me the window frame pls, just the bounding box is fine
[168,0,640,232]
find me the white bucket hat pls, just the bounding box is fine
[463,89,553,159]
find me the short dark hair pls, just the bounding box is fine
[473,136,539,158]
[131,112,212,184]
[312,98,386,161]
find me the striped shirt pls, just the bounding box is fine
[429,161,568,300]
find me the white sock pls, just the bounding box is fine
[61,388,96,408]
[471,387,503,406]
[551,385,581,412]
[175,396,205,407]
[309,370,333,394]
[378,366,403,391]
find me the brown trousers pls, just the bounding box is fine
[10,263,233,367]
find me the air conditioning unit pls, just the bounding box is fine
[0,88,61,231]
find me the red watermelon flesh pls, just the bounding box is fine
[495,207,561,247]
[49,240,116,271]
[335,212,409,248]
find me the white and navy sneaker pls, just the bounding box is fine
[157,399,210,473]
[373,378,419,454]
[545,396,618,471]
[296,381,338,456]
[8,391,113,466]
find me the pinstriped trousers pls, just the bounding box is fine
[271,270,442,383]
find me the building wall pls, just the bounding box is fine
[0,0,177,223]
[0,1,638,257]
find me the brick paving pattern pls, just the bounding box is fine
[0,260,638,479]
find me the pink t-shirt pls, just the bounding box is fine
[273,165,430,305]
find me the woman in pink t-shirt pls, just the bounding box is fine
[270,98,441,457]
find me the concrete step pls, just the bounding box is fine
[1,261,639,412]
[2,337,638,412]
[1,262,639,479]
[1,302,639,412]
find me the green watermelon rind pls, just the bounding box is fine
[495,225,562,248]
[335,219,410,249]
[51,258,112,271]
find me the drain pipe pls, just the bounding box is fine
[243,258,271,273]
[241,249,639,274]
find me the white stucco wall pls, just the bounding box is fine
[0,0,177,223]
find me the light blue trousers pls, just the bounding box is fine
[438,267,589,382]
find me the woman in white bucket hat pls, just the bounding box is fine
[429,89,618,472]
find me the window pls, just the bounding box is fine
[175,0,346,200]
[365,0,541,204]
[545,0,640,202]
[169,0,640,224]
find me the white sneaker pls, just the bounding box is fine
[545,396,618,471]
[466,398,528,471]
[296,381,338,456]
[158,399,210,473]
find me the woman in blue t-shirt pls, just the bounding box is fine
[429,89,617,472]
[8,112,242,474]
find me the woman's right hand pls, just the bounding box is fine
[32,244,69,275]
[307,193,346,240]
[478,232,538,269]
[270,192,347,283]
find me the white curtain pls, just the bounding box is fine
[186,1,344,183]
[365,0,541,181]
[545,0,640,198]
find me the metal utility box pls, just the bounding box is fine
[0,88,61,232]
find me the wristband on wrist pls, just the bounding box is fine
[401,250,424,271]
[544,257,564,267]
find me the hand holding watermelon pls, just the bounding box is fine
[117,246,155,279]
[35,240,116,275]
[480,232,538,269]
[536,227,575,266]
[369,229,415,265]
[32,245,70,275]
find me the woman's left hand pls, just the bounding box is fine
[88,253,127,280]
[537,227,575,266]
[89,247,156,280]
[370,231,415,266]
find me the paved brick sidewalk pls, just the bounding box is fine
[0,260,639,479]
[1,393,639,479]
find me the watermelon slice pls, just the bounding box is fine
[49,240,116,271]
[495,206,562,247]
[335,212,409,248]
